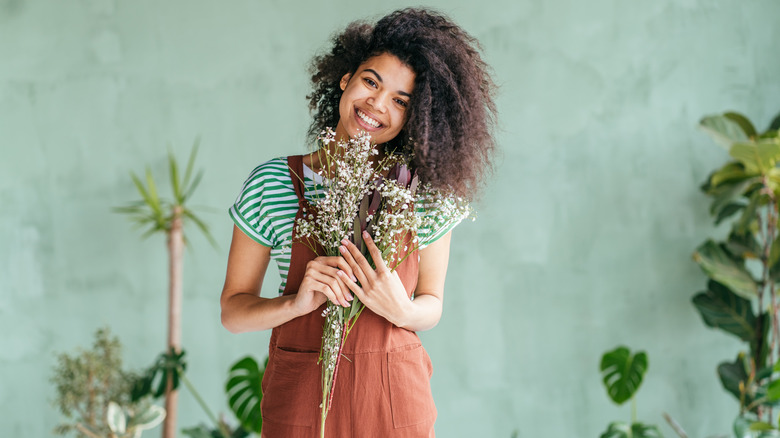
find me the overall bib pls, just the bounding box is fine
[260,155,437,437]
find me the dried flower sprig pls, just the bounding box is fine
[293,128,470,437]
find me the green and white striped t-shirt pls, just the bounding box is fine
[229,157,463,295]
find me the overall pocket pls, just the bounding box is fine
[387,344,437,428]
[261,348,320,427]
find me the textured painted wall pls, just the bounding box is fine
[2,0,780,436]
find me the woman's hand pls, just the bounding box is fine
[337,231,414,327]
[294,256,358,315]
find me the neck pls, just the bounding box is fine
[304,139,387,178]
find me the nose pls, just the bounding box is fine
[367,92,391,113]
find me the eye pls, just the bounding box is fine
[394,98,408,108]
[363,77,377,88]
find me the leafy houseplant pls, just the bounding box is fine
[50,328,164,438]
[115,142,215,438]
[599,346,663,438]
[692,111,780,431]
[131,353,265,438]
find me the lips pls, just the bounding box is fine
[355,108,383,130]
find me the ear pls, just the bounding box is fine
[340,73,351,91]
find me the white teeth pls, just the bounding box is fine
[357,109,381,128]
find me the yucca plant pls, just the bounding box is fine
[115,140,215,438]
[692,111,780,433]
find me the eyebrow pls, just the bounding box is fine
[363,68,412,98]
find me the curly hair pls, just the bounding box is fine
[307,8,497,200]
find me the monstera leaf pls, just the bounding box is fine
[599,421,663,438]
[131,348,187,401]
[225,356,266,434]
[600,346,648,405]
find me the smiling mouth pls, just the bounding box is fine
[356,109,382,129]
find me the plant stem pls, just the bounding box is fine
[164,208,184,438]
[75,423,102,438]
[767,193,778,422]
[179,370,230,438]
[631,396,637,425]
[662,412,688,438]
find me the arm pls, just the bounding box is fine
[338,230,452,332]
[220,225,358,333]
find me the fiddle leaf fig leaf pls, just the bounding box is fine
[719,354,750,404]
[692,280,756,342]
[726,231,761,260]
[715,203,745,226]
[730,140,780,175]
[732,191,763,236]
[600,346,648,405]
[692,240,757,299]
[725,112,758,139]
[766,380,780,402]
[701,114,751,148]
[710,161,752,188]
[751,313,771,371]
[707,178,757,218]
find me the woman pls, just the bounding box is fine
[221,8,496,437]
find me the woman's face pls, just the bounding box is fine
[334,52,416,146]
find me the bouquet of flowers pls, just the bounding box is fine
[295,128,470,436]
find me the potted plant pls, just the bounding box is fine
[691,111,780,434]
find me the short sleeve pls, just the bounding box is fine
[415,194,471,249]
[228,164,278,248]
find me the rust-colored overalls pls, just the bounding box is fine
[260,155,437,437]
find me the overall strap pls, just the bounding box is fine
[286,155,307,205]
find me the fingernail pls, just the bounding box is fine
[341,239,349,246]
[346,293,353,301]
[352,275,357,282]
[362,231,369,238]
[339,245,346,253]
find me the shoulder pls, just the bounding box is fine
[244,157,291,185]
[415,190,471,249]
[233,157,296,206]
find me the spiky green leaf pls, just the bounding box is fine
[182,138,201,192]
[183,210,218,248]
[169,150,182,204]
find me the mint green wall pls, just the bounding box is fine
[2,0,779,436]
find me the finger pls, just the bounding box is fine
[360,231,388,273]
[312,259,357,284]
[339,241,371,286]
[337,270,366,302]
[308,269,352,306]
[320,256,357,282]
